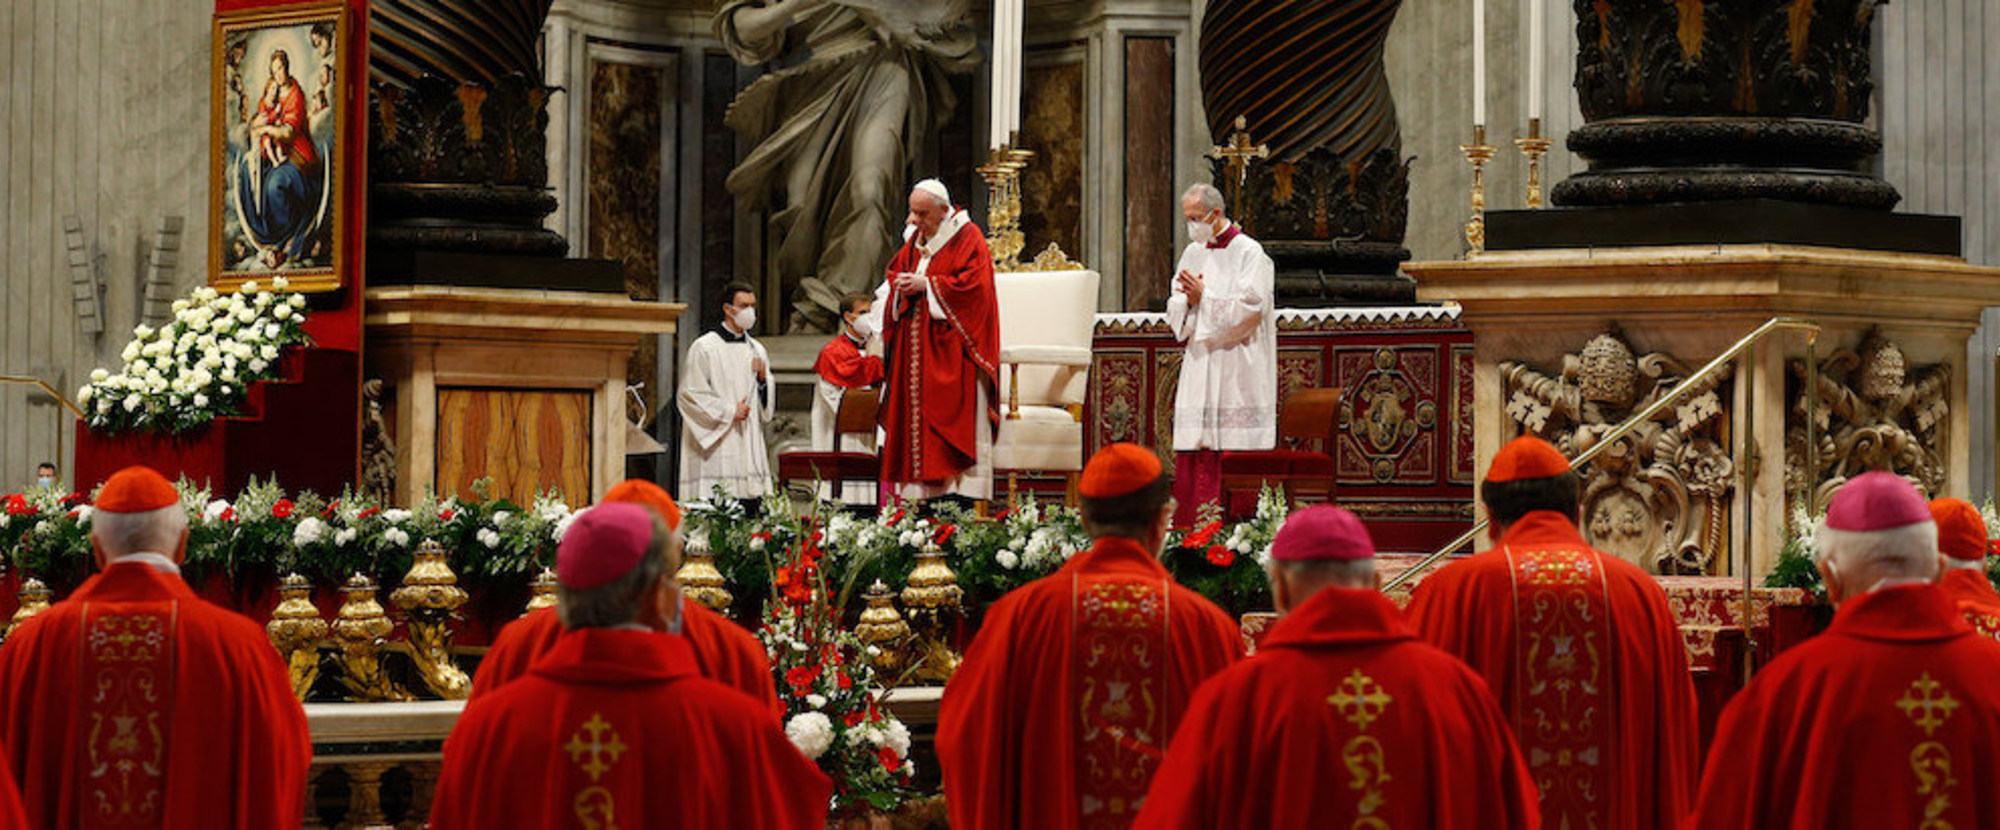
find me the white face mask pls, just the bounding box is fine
[848,315,873,340]
[1188,216,1218,245]
[730,305,757,332]
[36,476,53,490]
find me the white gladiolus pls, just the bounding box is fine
[785,712,835,760]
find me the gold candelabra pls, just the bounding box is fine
[979,138,1035,271]
[853,580,913,677]
[0,578,51,642]
[330,573,411,702]
[1515,117,1551,210]
[391,539,471,699]
[675,529,735,613]
[266,573,329,700]
[1462,124,1496,252]
[523,567,559,616]
[900,539,965,683]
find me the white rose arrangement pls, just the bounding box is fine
[80,278,313,434]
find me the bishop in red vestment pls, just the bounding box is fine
[938,444,1242,829]
[1405,436,1699,829]
[1691,472,2000,828]
[432,503,829,829]
[1931,498,2000,638]
[1137,506,1538,829]
[468,480,780,717]
[876,179,1001,501]
[0,467,310,829]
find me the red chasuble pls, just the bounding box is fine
[1940,567,2000,639]
[878,211,1000,485]
[814,333,884,388]
[0,561,310,829]
[1135,587,1539,829]
[937,536,1242,830]
[0,751,24,828]
[468,603,782,719]
[1405,510,1699,829]
[1690,584,2000,828]
[432,628,829,829]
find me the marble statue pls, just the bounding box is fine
[716,0,978,332]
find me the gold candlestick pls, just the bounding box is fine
[979,136,1035,271]
[1515,117,1551,209]
[266,573,329,700]
[1461,124,1495,252]
[391,539,472,699]
[523,567,559,616]
[330,573,411,702]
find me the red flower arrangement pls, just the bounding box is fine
[1205,544,1235,567]
[272,499,295,519]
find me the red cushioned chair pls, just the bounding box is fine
[776,388,881,503]
[1218,387,1342,518]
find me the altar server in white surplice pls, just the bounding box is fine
[1165,182,1276,525]
[679,282,776,500]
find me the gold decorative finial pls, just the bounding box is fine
[391,539,472,699]
[1208,115,1270,218]
[330,573,411,702]
[1,578,52,643]
[266,573,328,700]
[675,529,735,613]
[524,567,559,616]
[854,580,913,677]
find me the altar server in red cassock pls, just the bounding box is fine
[432,503,829,829]
[938,443,1242,829]
[468,479,780,719]
[0,466,310,829]
[1930,497,2000,638]
[812,292,886,505]
[1136,505,1539,829]
[1691,472,2000,828]
[874,178,1001,502]
[1405,435,1698,829]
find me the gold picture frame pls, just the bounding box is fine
[210,2,348,293]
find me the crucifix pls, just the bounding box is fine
[1207,115,1269,218]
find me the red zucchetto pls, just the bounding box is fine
[1484,435,1572,483]
[93,466,180,513]
[1080,442,1164,498]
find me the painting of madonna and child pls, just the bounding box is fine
[211,6,344,291]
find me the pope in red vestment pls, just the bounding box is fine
[1137,506,1539,829]
[468,480,780,717]
[1692,473,2000,828]
[876,180,1000,499]
[1405,436,1699,829]
[432,503,829,829]
[0,467,310,829]
[1931,498,2000,638]
[938,444,1242,829]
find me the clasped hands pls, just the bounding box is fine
[893,272,929,295]
[1176,270,1205,306]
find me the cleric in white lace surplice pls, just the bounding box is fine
[1165,221,1277,453]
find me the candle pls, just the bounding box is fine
[990,0,1006,150]
[1528,0,1545,121]
[1472,0,1486,128]
[1005,0,1021,140]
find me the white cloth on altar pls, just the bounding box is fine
[677,329,775,499]
[1165,227,1277,451]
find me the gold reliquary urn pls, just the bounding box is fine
[330,573,411,702]
[853,580,913,677]
[391,539,472,699]
[676,529,734,613]
[900,539,964,683]
[266,573,328,700]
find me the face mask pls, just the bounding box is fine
[848,315,874,340]
[1188,217,1217,245]
[731,306,757,332]
[36,476,53,489]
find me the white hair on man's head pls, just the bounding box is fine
[1816,519,1939,578]
[1183,182,1225,214]
[913,178,950,207]
[92,504,188,559]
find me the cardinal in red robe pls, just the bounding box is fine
[0,466,310,828]
[938,444,1242,829]
[875,178,1000,502]
[468,479,780,718]
[1405,436,1699,829]
[432,503,829,828]
[1136,506,1539,829]
[1691,472,2000,827]
[1930,498,2000,638]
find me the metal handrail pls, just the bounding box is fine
[1382,316,1822,591]
[0,375,84,418]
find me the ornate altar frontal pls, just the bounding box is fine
[1088,307,1474,553]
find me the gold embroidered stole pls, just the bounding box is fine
[1073,572,1170,827]
[1506,545,1614,829]
[80,602,178,830]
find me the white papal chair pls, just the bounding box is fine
[990,267,1100,504]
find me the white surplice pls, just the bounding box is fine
[1165,227,1277,451]
[811,333,881,506]
[677,328,776,500]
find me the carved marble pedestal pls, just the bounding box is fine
[1408,244,2000,579]
[365,286,684,505]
